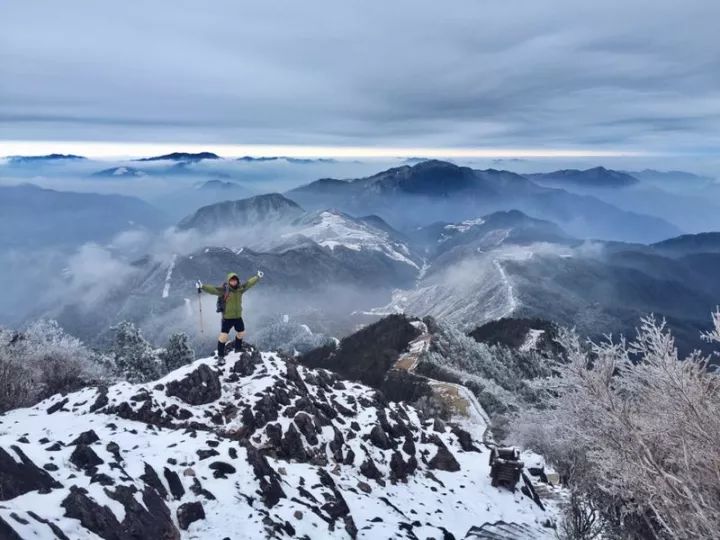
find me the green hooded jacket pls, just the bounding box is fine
[201,272,260,319]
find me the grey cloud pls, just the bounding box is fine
[1,0,719,152]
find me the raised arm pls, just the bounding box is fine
[200,283,223,295]
[240,273,261,292]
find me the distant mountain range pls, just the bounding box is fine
[39,185,719,356]
[92,166,147,178]
[9,157,718,355]
[287,159,679,243]
[6,153,86,164]
[375,209,720,354]
[196,179,243,190]
[237,156,337,164]
[625,169,715,183]
[651,232,720,257]
[136,152,221,162]
[0,184,165,248]
[524,166,639,187]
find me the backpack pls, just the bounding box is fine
[216,283,231,313]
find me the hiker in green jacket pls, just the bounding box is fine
[195,270,263,358]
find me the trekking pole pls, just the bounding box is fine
[196,282,204,334]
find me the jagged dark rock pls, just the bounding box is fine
[190,477,216,500]
[317,469,357,537]
[451,426,479,452]
[253,393,280,426]
[329,426,345,462]
[0,446,62,500]
[369,424,392,450]
[163,467,185,500]
[280,424,307,461]
[265,422,283,447]
[390,451,414,482]
[47,398,69,414]
[61,486,123,539]
[166,364,221,405]
[106,441,122,462]
[90,473,115,486]
[69,444,104,472]
[231,350,261,376]
[95,485,180,540]
[197,448,220,460]
[428,446,461,472]
[357,481,372,493]
[209,461,236,479]
[140,463,168,499]
[27,511,71,540]
[245,445,285,507]
[294,412,319,445]
[107,400,169,427]
[0,516,23,540]
[360,457,383,481]
[402,434,416,456]
[89,387,110,412]
[177,501,205,530]
[69,430,100,446]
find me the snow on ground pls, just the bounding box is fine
[520,329,546,352]
[0,347,557,539]
[282,210,419,269]
[442,218,486,236]
[372,243,570,329]
[161,253,178,298]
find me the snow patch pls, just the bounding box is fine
[161,253,177,298]
[520,329,545,352]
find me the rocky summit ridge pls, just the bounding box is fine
[0,346,555,539]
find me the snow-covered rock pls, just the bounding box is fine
[0,346,556,539]
[282,210,420,269]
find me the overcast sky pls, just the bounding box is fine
[1,0,719,158]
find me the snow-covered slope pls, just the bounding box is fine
[0,347,555,539]
[281,210,419,269]
[375,244,554,328]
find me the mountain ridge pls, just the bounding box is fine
[0,345,557,538]
[287,160,680,242]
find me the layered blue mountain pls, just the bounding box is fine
[287,160,679,243]
[0,184,165,248]
[136,152,220,162]
[524,166,639,187]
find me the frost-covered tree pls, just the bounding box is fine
[0,348,33,412]
[254,316,334,354]
[415,319,554,416]
[0,320,113,411]
[159,332,195,372]
[111,321,161,382]
[513,312,720,540]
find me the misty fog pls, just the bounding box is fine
[1,154,718,352]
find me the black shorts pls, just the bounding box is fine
[221,317,245,334]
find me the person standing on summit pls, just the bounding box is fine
[196,270,263,358]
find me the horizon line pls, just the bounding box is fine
[0,140,649,160]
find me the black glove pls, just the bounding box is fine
[195,280,203,293]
